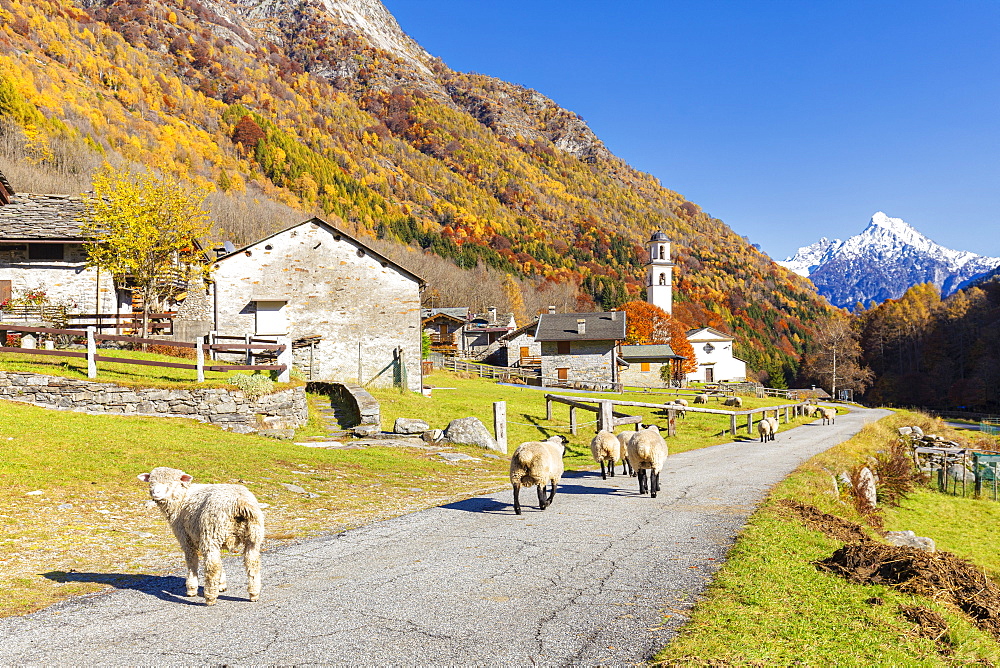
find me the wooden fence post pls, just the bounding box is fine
[546,398,553,421]
[598,400,613,433]
[277,336,291,383]
[667,408,676,437]
[746,411,754,435]
[245,334,252,366]
[493,401,507,454]
[196,335,205,383]
[570,406,577,435]
[86,326,96,379]
[730,413,737,437]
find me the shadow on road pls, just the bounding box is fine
[441,470,628,515]
[41,571,245,605]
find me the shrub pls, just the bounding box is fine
[228,372,274,399]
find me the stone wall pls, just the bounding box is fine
[0,371,308,436]
[540,340,616,383]
[308,381,380,428]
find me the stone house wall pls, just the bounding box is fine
[540,340,616,384]
[0,242,124,313]
[619,362,669,388]
[0,371,307,435]
[207,220,423,392]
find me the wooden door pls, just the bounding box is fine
[705,367,714,383]
[520,346,529,359]
[557,368,568,381]
[0,280,10,305]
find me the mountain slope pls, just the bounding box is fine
[780,212,1000,308]
[0,0,834,378]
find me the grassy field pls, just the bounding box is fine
[655,410,1000,666]
[0,366,817,618]
[0,349,274,389]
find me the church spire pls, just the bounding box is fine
[645,231,674,314]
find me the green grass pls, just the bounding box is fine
[0,350,298,390]
[375,371,821,468]
[654,409,1000,666]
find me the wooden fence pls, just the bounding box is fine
[0,324,290,382]
[67,311,176,335]
[544,393,809,437]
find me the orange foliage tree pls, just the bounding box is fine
[616,301,698,376]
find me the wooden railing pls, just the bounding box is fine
[0,324,289,382]
[67,312,176,334]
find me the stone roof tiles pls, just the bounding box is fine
[0,193,87,240]
[534,311,627,342]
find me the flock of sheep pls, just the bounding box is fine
[138,397,840,605]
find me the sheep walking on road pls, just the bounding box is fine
[626,425,669,498]
[617,431,637,476]
[757,418,774,442]
[765,416,779,439]
[590,430,621,480]
[138,467,264,605]
[510,436,566,515]
[803,405,818,418]
[820,407,837,425]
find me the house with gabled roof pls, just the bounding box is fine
[686,326,747,383]
[534,311,626,388]
[618,343,687,388]
[198,217,425,391]
[0,171,126,314]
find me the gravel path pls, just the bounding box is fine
[0,405,890,666]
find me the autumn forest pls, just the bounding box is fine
[0,0,997,411]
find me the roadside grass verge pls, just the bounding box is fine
[0,399,508,617]
[655,410,1000,665]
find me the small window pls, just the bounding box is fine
[255,300,287,335]
[557,341,571,355]
[28,243,64,261]
[640,362,650,372]
[556,368,568,381]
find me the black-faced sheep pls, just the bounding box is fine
[626,425,669,498]
[723,396,743,408]
[803,404,818,418]
[820,407,837,425]
[765,416,779,439]
[590,430,621,480]
[616,431,637,476]
[667,399,687,418]
[138,467,264,605]
[509,435,566,515]
[693,393,709,405]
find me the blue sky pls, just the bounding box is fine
[382,0,1000,260]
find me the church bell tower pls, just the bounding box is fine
[645,231,674,315]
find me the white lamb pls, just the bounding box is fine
[138,466,264,605]
[757,418,774,442]
[667,399,687,418]
[626,425,669,498]
[820,407,837,425]
[616,430,637,476]
[590,430,621,480]
[509,435,566,515]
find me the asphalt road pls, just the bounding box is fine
[0,405,890,666]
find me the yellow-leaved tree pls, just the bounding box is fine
[83,164,212,336]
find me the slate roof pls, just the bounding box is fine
[534,311,626,342]
[0,193,87,240]
[620,344,685,360]
[422,307,469,320]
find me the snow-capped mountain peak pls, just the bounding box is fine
[778,212,1000,307]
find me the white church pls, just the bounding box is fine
[644,231,748,384]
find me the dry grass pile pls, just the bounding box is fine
[776,498,873,544]
[816,542,1000,640]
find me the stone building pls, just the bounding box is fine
[618,344,686,388]
[535,311,626,388]
[195,218,424,391]
[0,172,126,315]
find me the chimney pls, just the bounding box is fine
[576,318,586,335]
[488,306,497,322]
[611,311,617,320]
[548,305,556,314]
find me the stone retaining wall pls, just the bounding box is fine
[0,371,308,436]
[307,381,380,428]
